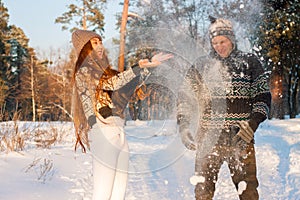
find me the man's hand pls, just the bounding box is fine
[180,129,196,151]
[233,121,254,144]
[138,52,173,68]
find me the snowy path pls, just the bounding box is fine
[0,119,299,200]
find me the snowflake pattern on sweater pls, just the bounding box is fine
[177,50,271,134]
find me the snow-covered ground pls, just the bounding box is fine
[0,118,299,200]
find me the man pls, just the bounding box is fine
[177,17,271,199]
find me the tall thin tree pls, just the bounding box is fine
[118,0,129,72]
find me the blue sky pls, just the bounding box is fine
[3,0,122,52]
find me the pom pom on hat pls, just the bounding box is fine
[72,29,102,56]
[208,16,235,43]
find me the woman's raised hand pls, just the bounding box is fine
[138,52,173,68]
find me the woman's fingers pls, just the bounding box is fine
[139,53,173,68]
[152,53,173,62]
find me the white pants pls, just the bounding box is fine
[89,117,129,200]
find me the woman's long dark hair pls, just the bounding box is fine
[73,42,94,81]
[72,41,94,152]
[72,40,114,152]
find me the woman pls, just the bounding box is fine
[71,29,172,200]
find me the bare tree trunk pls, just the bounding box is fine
[270,71,284,119]
[118,0,129,72]
[82,0,87,30]
[291,80,299,118]
[289,73,299,119]
[30,56,36,122]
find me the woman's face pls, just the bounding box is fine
[90,37,104,59]
[211,35,233,58]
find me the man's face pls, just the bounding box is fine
[90,37,104,59]
[211,36,233,58]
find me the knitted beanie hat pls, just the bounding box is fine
[208,17,235,44]
[72,29,102,56]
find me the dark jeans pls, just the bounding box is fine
[194,130,259,200]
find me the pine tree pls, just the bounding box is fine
[55,0,107,34]
[0,1,33,120]
[257,0,300,118]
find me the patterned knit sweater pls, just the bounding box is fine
[177,49,271,137]
[75,55,148,127]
